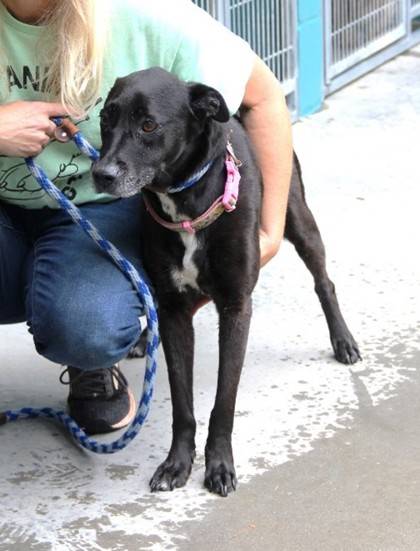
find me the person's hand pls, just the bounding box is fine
[0,100,67,157]
[259,228,281,267]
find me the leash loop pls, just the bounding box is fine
[0,119,159,454]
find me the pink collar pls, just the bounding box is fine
[143,143,241,235]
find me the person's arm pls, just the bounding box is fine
[0,101,67,157]
[240,56,293,267]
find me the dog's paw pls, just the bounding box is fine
[127,329,148,359]
[127,343,146,359]
[150,457,193,492]
[332,334,362,365]
[204,461,237,497]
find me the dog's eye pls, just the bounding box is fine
[142,119,158,133]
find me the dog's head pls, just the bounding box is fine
[92,67,229,197]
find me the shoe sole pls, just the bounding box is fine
[111,387,137,430]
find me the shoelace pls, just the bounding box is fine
[59,365,128,398]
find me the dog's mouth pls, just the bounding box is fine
[106,179,142,198]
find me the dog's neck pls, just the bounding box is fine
[145,121,229,222]
[170,121,227,186]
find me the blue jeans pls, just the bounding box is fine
[0,198,144,370]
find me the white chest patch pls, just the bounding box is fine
[157,193,201,293]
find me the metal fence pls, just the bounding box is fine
[325,0,420,90]
[326,1,406,80]
[194,0,218,17]
[193,0,297,98]
[228,0,296,96]
[194,0,420,114]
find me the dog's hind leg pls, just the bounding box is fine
[204,296,253,496]
[284,153,361,364]
[150,303,196,492]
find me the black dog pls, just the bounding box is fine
[93,67,361,497]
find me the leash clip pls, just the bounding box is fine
[226,139,242,167]
[53,118,80,143]
[222,158,240,212]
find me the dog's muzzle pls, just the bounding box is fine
[92,163,155,197]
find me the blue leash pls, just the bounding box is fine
[0,119,160,453]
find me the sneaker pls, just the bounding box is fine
[59,365,136,435]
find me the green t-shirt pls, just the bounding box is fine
[0,0,255,209]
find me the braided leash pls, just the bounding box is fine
[0,119,159,453]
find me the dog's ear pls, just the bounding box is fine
[188,83,230,123]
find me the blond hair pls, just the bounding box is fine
[1,0,109,117]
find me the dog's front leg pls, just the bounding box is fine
[150,305,196,492]
[205,297,252,497]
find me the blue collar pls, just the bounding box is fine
[167,159,214,194]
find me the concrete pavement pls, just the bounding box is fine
[0,46,419,550]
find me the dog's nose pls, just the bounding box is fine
[92,163,120,187]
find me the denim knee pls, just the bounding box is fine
[30,298,141,369]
